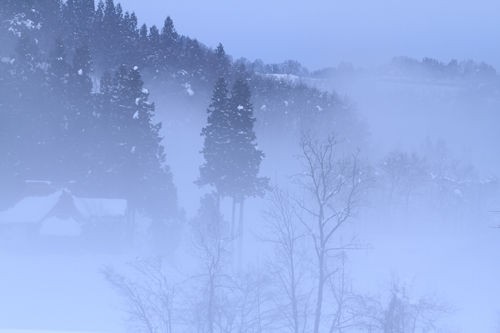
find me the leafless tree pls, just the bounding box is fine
[190,193,233,333]
[264,187,310,333]
[356,281,449,333]
[104,258,176,333]
[295,134,367,333]
[326,253,368,333]
[380,151,428,209]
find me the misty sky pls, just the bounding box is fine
[119,0,500,70]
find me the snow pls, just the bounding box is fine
[0,331,99,333]
[237,105,244,110]
[133,66,139,71]
[0,191,127,226]
[183,83,194,96]
[77,69,83,76]
[262,73,300,83]
[0,191,61,224]
[132,110,139,119]
[7,14,42,37]
[39,217,81,237]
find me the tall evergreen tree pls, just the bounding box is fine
[199,76,268,242]
[97,65,177,222]
[160,16,178,69]
[148,25,161,71]
[227,76,268,241]
[198,77,232,202]
[63,0,95,49]
[214,43,230,79]
[48,38,70,93]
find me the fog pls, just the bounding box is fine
[0,1,499,333]
[119,0,500,70]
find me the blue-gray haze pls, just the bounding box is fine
[121,0,500,70]
[0,1,499,333]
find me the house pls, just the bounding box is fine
[0,189,128,244]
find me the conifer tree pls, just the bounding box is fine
[198,77,232,207]
[227,76,268,241]
[199,76,268,243]
[214,43,230,79]
[48,38,70,93]
[101,65,177,222]
[63,0,95,49]
[160,16,178,69]
[148,25,161,70]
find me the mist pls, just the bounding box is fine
[0,1,499,333]
[119,0,500,70]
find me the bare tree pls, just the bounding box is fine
[264,187,310,333]
[104,258,176,333]
[295,134,366,333]
[380,151,428,209]
[327,253,368,333]
[356,281,449,333]
[191,193,232,333]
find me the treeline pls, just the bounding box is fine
[0,0,359,219]
[312,56,498,81]
[1,0,355,133]
[0,37,177,221]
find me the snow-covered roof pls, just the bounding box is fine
[0,191,127,224]
[0,191,61,224]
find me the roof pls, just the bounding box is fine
[0,191,61,224]
[0,191,128,224]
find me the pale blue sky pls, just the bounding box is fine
[119,0,500,70]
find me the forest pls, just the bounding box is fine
[0,1,499,332]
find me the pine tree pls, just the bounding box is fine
[70,45,93,98]
[227,76,268,243]
[199,76,268,244]
[228,77,268,198]
[68,45,94,182]
[214,43,230,79]
[100,65,177,222]
[63,0,95,49]
[48,38,70,93]
[198,77,232,203]
[160,16,178,69]
[148,25,161,71]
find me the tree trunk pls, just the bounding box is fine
[238,199,245,265]
[208,275,215,333]
[231,196,236,239]
[313,250,325,333]
[216,192,221,215]
[291,258,300,333]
